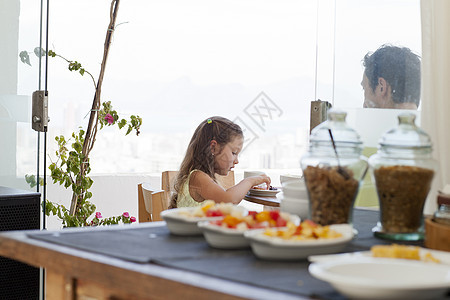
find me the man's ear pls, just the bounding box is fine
[378,77,388,96]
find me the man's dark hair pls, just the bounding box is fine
[363,44,421,107]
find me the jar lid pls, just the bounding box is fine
[379,113,432,148]
[437,193,450,206]
[310,109,363,147]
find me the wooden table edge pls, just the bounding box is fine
[243,195,280,207]
[0,223,305,300]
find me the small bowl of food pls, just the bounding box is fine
[161,200,246,236]
[244,220,354,260]
[198,210,299,249]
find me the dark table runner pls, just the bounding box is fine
[29,209,440,300]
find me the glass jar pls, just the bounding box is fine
[369,113,437,241]
[300,109,368,226]
[433,194,450,226]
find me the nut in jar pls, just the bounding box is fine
[374,165,434,233]
[304,165,359,226]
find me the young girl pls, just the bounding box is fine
[170,116,271,208]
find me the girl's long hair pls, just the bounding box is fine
[170,116,243,208]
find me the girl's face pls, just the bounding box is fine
[213,136,243,176]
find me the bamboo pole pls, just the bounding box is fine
[69,0,121,215]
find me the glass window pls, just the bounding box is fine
[13,0,422,180]
[1,0,42,190]
[42,0,318,177]
[333,0,421,109]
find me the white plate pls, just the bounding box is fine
[244,224,354,260]
[160,206,245,236]
[198,214,300,249]
[309,257,450,300]
[248,188,280,197]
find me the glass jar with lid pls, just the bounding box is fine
[300,109,368,226]
[369,113,437,241]
[433,194,450,226]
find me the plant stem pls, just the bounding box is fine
[54,53,96,89]
[69,0,121,215]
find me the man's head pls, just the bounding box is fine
[362,44,421,109]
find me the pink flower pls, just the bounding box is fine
[122,212,130,218]
[95,212,102,219]
[130,216,136,223]
[104,113,114,125]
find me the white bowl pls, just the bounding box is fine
[309,257,450,300]
[244,224,354,260]
[198,213,300,249]
[280,196,309,220]
[282,180,308,199]
[197,221,251,249]
[161,206,246,236]
[280,174,303,186]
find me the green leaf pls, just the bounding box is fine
[19,51,31,66]
[118,119,126,129]
[34,47,46,57]
[71,164,79,175]
[73,141,82,153]
[64,177,71,188]
[25,174,37,188]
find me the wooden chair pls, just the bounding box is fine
[137,182,168,222]
[161,170,235,206]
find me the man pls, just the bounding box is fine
[361,44,421,109]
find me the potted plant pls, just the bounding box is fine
[22,0,142,227]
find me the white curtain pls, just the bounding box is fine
[421,0,450,214]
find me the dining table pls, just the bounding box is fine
[243,193,280,207]
[0,208,448,300]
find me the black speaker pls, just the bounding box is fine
[0,186,41,300]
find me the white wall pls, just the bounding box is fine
[45,174,161,229]
[0,0,22,186]
[0,0,19,94]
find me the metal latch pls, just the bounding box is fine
[31,90,49,132]
[310,100,332,133]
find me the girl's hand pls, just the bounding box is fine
[250,174,271,190]
[191,171,273,204]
